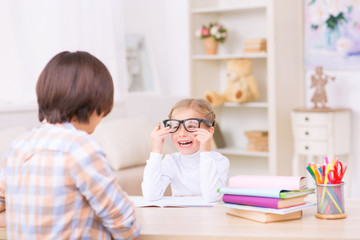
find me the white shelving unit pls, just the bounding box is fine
[192,52,267,60]
[189,0,304,176]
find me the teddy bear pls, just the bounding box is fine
[204,58,259,108]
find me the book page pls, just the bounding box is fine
[220,201,316,214]
[218,187,282,198]
[229,175,306,190]
[129,196,164,207]
[129,196,217,208]
[218,187,315,199]
[164,196,216,207]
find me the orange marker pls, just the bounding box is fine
[157,122,161,130]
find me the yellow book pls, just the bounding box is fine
[227,208,302,223]
[244,38,267,45]
[244,131,268,137]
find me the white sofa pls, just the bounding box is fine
[92,117,174,195]
[0,117,174,196]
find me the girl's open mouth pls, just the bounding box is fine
[178,140,192,147]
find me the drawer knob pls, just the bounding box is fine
[305,146,309,150]
[305,131,309,136]
[305,117,309,121]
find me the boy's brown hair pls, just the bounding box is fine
[36,51,114,124]
[168,98,216,126]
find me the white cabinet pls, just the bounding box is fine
[291,109,351,176]
[189,0,304,176]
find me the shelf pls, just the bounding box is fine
[192,52,267,60]
[223,102,268,108]
[189,0,304,175]
[191,4,266,14]
[216,147,269,157]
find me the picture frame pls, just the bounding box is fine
[304,0,360,69]
[125,34,159,94]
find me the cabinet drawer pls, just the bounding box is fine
[292,113,328,126]
[296,141,327,155]
[293,127,327,140]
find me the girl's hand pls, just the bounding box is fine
[192,128,214,152]
[151,123,171,153]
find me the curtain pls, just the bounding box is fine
[0,0,126,106]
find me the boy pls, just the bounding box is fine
[0,51,140,239]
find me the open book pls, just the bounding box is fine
[129,196,217,208]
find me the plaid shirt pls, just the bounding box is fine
[0,122,140,239]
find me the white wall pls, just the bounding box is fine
[123,0,190,96]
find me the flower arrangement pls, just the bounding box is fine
[309,0,348,32]
[195,22,228,43]
[307,0,360,54]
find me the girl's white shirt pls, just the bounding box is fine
[141,150,229,202]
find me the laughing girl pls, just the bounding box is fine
[141,98,229,202]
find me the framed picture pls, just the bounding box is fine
[125,34,159,94]
[304,0,360,69]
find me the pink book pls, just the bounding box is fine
[222,194,306,209]
[229,175,306,191]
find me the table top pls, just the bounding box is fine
[0,199,359,240]
[136,199,360,240]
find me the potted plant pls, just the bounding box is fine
[196,22,227,55]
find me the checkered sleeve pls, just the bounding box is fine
[68,135,140,239]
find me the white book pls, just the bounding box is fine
[220,201,316,214]
[129,196,217,208]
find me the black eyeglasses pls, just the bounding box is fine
[163,118,214,133]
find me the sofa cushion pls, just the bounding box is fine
[93,117,175,171]
[112,165,171,196]
[92,117,152,170]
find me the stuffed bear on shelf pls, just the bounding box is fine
[204,58,259,108]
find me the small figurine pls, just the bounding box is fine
[310,66,335,109]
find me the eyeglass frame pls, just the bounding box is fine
[162,118,214,133]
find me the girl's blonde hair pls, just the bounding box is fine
[168,98,216,126]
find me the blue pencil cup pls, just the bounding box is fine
[315,182,346,219]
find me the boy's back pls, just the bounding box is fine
[0,51,140,239]
[2,122,138,239]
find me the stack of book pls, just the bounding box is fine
[242,38,267,53]
[244,131,268,152]
[219,175,315,223]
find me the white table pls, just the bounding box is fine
[1,199,359,239]
[135,199,360,240]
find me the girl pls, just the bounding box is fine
[141,98,229,202]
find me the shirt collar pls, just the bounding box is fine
[41,121,76,131]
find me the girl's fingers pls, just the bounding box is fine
[191,128,213,137]
[194,131,211,140]
[152,128,171,139]
[158,132,170,138]
[158,127,171,135]
[152,126,171,133]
